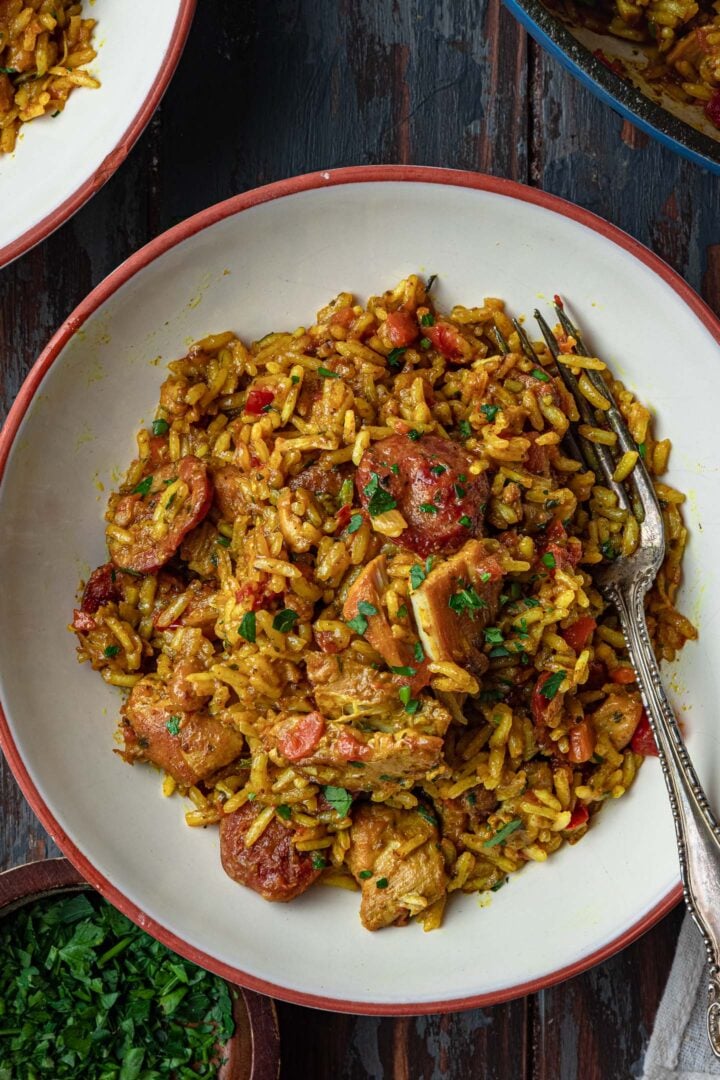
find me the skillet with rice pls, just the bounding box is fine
[71,275,696,931]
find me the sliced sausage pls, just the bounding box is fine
[107,456,212,574]
[220,802,322,902]
[356,434,488,557]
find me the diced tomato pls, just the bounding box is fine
[329,305,356,328]
[147,435,170,469]
[335,504,353,530]
[278,713,326,761]
[245,388,275,415]
[235,583,273,612]
[425,322,466,361]
[610,666,636,685]
[567,804,589,831]
[531,671,558,725]
[545,520,566,542]
[72,610,97,632]
[705,90,720,130]
[562,616,597,653]
[630,709,659,757]
[567,719,596,764]
[385,310,419,347]
[336,729,372,761]
[313,629,344,654]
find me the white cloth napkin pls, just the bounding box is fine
[643,914,720,1079]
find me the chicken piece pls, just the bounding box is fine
[590,690,643,751]
[212,465,254,522]
[305,653,450,736]
[121,677,245,786]
[220,802,322,902]
[410,540,504,676]
[347,804,447,930]
[434,790,497,848]
[342,554,415,672]
[264,711,445,792]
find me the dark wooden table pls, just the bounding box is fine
[1,1,717,1076]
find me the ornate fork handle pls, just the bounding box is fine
[610,575,720,1056]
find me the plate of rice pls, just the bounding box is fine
[0,0,195,268]
[503,0,720,175]
[0,165,718,1013]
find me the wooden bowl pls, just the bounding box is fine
[0,858,280,1080]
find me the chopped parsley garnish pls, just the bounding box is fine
[397,604,408,619]
[483,819,523,848]
[601,539,618,560]
[347,613,369,635]
[317,366,340,378]
[376,878,389,889]
[358,870,373,880]
[363,472,398,516]
[420,312,435,326]
[491,877,509,892]
[216,535,231,547]
[413,640,424,662]
[0,66,18,75]
[276,804,292,820]
[238,612,256,643]
[419,502,439,514]
[408,428,422,441]
[426,274,437,290]
[398,686,420,714]
[322,785,352,817]
[420,337,431,349]
[347,512,364,534]
[0,893,234,1080]
[449,584,488,618]
[311,852,328,870]
[425,555,435,575]
[484,626,504,644]
[480,571,491,583]
[524,597,540,607]
[430,463,447,476]
[489,646,510,658]
[358,601,378,617]
[390,665,416,676]
[165,716,181,736]
[532,368,550,382]
[272,608,299,633]
[387,348,406,369]
[409,564,426,590]
[390,463,400,474]
[539,670,565,700]
[103,645,120,658]
[542,552,556,569]
[480,404,500,422]
[459,514,472,528]
[453,482,466,499]
[151,418,169,436]
[637,442,646,459]
[458,420,472,438]
[417,806,436,826]
[545,498,560,510]
[132,475,153,496]
[291,374,300,384]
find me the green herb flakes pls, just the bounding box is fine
[459,514,472,527]
[276,804,292,820]
[390,665,416,677]
[398,686,420,714]
[311,852,328,870]
[419,502,439,514]
[413,640,424,662]
[458,420,472,438]
[357,601,378,617]
[238,611,256,643]
[390,463,400,474]
[532,368,550,382]
[484,626,504,644]
[376,878,389,889]
[420,337,431,349]
[409,564,426,590]
[291,374,300,384]
[430,463,447,476]
[216,534,231,548]
[347,512,364,534]
[397,604,408,619]
[322,785,352,818]
[542,552,556,569]
[0,893,234,1079]
[151,418,169,436]
[272,608,299,633]
[363,472,397,517]
[483,819,523,848]
[539,670,565,700]
[166,715,181,736]
[132,475,153,496]
[387,348,406,369]
[480,403,499,422]
[420,312,435,326]
[417,806,437,826]
[317,366,340,378]
[358,869,373,880]
[103,645,120,658]
[408,428,422,441]
[347,612,369,635]
[449,584,488,619]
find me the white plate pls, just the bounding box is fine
[0,0,195,267]
[1,167,718,1013]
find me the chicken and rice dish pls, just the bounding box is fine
[71,276,696,931]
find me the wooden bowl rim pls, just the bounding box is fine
[0,857,280,1080]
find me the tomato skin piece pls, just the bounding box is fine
[329,305,355,328]
[313,629,344,654]
[531,671,559,725]
[630,709,659,756]
[567,719,596,764]
[567,804,589,830]
[385,310,419,347]
[245,388,275,415]
[277,712,326,761]
[336,729,372,761]
[425,321,465,360]
[610,665,636,685]
[562,616,597,653]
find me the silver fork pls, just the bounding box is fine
[505,302,720,1057]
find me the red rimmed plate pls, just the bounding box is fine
[0,166,718,1013]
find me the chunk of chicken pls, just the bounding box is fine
[347,804,447,930]
[590,690,643,751]
[121,677,245,786]
[342,553,415,671]
[305,653,450,736]
[263,711,445,792]
[410,540,504,676]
